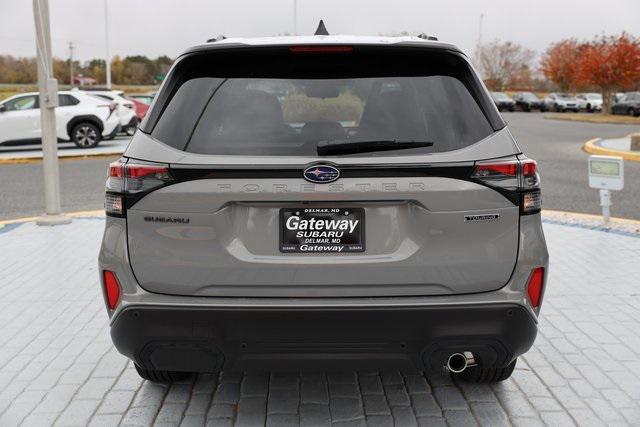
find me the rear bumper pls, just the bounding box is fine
[110,303,537,373]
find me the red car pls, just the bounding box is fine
[126,96,150,122]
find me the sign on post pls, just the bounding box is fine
[588,155,624,223]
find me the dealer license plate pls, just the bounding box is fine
[280,208,365,253]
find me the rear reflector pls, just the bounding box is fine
[103,270,121,310]
[289,46,353,53]
[526,267,545,308]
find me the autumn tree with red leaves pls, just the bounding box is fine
[541,34,640,113]
[540,39,582,92]
[576,33,640,113]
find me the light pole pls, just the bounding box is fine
[33,0,71,226]
[104,0,111,88]
[68,41,74,87]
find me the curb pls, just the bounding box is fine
[0,210,105,227]
[0,151,123,165]
[583,137,640,162]
[544,113,640,125]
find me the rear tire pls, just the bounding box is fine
[71,122,101,148]
[134,364,192,383]
[453,359,517,383]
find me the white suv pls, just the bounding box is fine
[86,90,138,136]
[0,91,120,148]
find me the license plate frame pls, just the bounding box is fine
[279,207,365,253]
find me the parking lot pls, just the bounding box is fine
[0,215,639,426]
[0,113,639,221]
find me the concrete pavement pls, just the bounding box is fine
[0,215,639,426]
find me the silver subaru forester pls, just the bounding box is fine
[98,33,548,383]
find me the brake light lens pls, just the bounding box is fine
[472,162,518,177]
[471,158,541,215]
[520,159,539,189]
[103,270,121,310]
[105,159,172,217]
[526,267,545,308]
[124,163,172,193]
[289,45,354,53]
[471,159,519,191]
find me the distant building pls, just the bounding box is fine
[73,75,96,86]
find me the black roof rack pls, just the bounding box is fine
[314,20,329,36]
[417,33,438,41]
[206,34,227,43]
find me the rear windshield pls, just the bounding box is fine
[144,46,502,157]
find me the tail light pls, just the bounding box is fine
[526,267,545,309]
[289,46,353,53]
[471,157,541,214]
[102,270,121,310]
[105,159,173,217]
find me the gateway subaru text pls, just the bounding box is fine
[99,33,548,383]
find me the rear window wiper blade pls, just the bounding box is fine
[317,139,434,156]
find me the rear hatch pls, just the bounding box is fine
[111,43,540,297]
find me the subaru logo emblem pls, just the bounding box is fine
[303,164,340,183]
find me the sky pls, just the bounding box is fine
[1,0,639,63]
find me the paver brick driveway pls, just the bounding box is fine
[0,216,639,426]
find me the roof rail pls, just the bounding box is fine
[206,34,227,43]
[417,33,438,41]
[314,20,329,36]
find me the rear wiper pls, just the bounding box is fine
[317,139,434,156]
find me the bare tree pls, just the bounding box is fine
[477,40,536,91]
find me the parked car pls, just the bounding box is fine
[611,92,640,117]
[99,34,548,384]
[512,92,545,112]
[128,93,155,105]
[612,92,626,104]
[125,96,150,122]
[576,93,603,112]
[543,93,579,112]
[0,91,120,148]
[85,90,138,136]
[490,92,515,112]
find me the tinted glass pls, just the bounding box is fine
[4,95,38,111]
[148,47,500,157]
[59,94,79,106]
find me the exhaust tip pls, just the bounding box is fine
[446,352,476,373]
[447,353,468,373]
